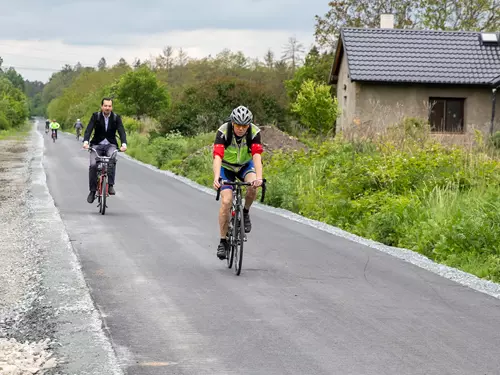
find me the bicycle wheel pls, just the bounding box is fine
[100,175,107,215]
[234,207,244,275]
[227,212,236,268]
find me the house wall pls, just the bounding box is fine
[353,83,500,137]
[335,53,358,132]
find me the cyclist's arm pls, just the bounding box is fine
[213,131,225,180]
[251,133,263,180]
[115,115,127,147]
[83,115,95,143]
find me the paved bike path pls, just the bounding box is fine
[41,125,500,375]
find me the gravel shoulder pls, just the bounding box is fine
[0,121,122,374]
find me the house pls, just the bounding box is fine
[329,15,500,138]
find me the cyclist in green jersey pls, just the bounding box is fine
[50,119,61,139]
[212,105,264,260]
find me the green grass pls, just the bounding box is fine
[0,122,31,140]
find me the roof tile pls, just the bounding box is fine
[340,28,500,85]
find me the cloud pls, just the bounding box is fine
[0,0,328,42]
[1,29,316,81]
[0,0,330,81]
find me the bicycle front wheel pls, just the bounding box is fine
[234,208,244,275]
[227,214,236,269]
[100,176,107,215]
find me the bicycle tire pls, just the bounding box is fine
[227,211,236,268]
[234,207,244,275]
[100,175,107,215]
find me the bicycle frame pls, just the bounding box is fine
[89,147,118,215]
[215,178,267,275]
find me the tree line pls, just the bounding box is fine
[0,57,30,129]
[4,0,497,134]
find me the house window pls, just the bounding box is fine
[428,97,465,133]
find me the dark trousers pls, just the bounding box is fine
[89,144,117,191]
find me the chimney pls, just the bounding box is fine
[380,14,394,29]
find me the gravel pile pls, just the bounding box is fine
[0,338,57,374]
[0,123,124,375]
[0,137,59,374]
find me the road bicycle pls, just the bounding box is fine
[216,178,266,275]
[89,147,119,215]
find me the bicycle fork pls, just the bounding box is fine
[232,197,247,243]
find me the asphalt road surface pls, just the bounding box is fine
[41,124,500,375]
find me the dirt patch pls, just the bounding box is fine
[260,125,308,154]
[6,144,28,154]
[0,140,27,190]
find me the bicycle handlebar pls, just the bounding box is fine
[216,178,267,203]
[87,147,120,162]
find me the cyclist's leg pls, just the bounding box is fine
[217,167,234,259]
[240,160,257,208]
[219,167,235,237]
[87,146,101,203]
[238,161,257,233]
[105,144,118,194]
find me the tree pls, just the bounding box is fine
[418,0,500,31]
[291,79,340,135]
[162,77,286,135]
[281,36,305,74]
[115,58,130,69]
[177,48,189,67]
[4,67,25,91]
[264,49,275,69]
[163,46,174,70]
[285,47,334,101]
[41,65,79,107]
[98,57,107,71]
[314,0,418,49]
[214,49,249,70]
[115,66,170,118]
[0,77,29,129]
[314,0,500,49]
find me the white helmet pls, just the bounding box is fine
[77,119,80,122]
[230,105,253,125]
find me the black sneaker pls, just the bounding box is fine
[243,210,252,233]
[87,191,96,204]
[108,185,116,195]
[217,240,228,260]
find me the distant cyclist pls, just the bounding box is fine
[45,119,50,133]
[50,119,60,139]
[74,119,84,140]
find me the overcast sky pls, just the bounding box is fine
[0,0,329,82]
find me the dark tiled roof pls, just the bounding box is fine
[332,28,500,85]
